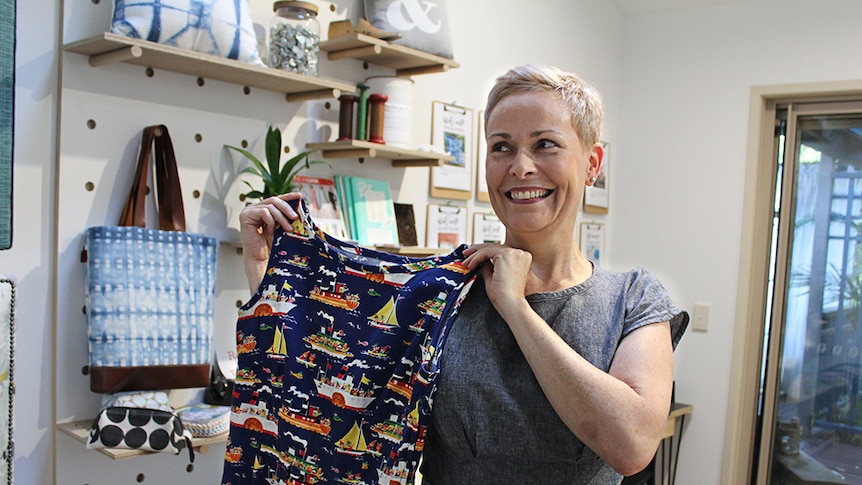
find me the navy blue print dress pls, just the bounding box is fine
[222,200,477,485]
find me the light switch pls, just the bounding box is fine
[692,303,710,332]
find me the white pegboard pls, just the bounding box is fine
[55,0,443,482]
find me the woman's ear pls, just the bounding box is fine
[586,142,604,185]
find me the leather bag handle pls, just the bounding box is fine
[118,125,186,231]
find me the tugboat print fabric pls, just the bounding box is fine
[222,199,477,485]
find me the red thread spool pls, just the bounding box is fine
[368,93,388,144]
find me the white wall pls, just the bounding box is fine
[6,0,60,484]
[616,0,862,483]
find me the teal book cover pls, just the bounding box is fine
[346,176,399,247]
[334,174,355,241]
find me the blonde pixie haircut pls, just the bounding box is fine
[484,65,603,148]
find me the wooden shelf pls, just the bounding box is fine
[320,33,459,77]
[663,402,693,439]
[307,140,454,167]
[64,33,356,102]
[58,420,226,460]
[374,246,449,256]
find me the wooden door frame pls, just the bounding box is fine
[723,79,862,485]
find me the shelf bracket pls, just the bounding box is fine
[396,64,450,77]
[392,158,445,168]
[325,44,383,62]
[320,148,377,159]
[89,45,143,67]
[285,88,342,103]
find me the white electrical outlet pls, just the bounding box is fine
[692,303,710,332]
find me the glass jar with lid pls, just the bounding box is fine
[269,1,320,76]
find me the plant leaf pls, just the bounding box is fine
[279,151,313,183]
[228,145,272,183]
[244,189,266,200]
[265,126,282,180]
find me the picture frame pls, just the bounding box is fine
[579,222,605,266]
[472,212,504,244]
[430,101,473,200]
[476,110,489,202]
[426,204,468,249]
[583,141,610,214]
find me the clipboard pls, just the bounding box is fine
[426,204,468,249]
[472,212,504,244]
[475,110,489,201]
[579,222,605,266]
[430,101,473,200]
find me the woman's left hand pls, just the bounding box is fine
[463,243,532,316]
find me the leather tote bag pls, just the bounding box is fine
[84,125,216,393]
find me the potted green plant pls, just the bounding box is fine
[225,125,326,201]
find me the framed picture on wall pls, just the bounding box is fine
[472,211,504,244]
[426,204,468,249]
[430,101,474,200]
[579,222,604,266]
[476,110,489,202]
[584,141,610,214]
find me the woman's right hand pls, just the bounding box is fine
[239,192,303,293]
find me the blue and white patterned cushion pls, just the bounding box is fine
[111,0,263,65]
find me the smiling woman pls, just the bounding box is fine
[418,65,689,484]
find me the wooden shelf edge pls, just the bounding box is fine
[669,402,693,419]
[64,33,355,99]
[58,420,226,460]
[307,140,452,167]
[373,246,449,256]
[320,33,459,75]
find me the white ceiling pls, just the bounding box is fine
[613,0,750,15]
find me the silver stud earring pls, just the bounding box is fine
[589,177,597,183]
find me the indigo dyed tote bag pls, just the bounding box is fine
[222,199,477,485]
[84,125,216,394]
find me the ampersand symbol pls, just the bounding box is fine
[385,0,442,34]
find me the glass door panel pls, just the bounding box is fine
[769,112,862,483]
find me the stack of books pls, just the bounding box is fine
[334,175,399,247]
[294,175,349,240]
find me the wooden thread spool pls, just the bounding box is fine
[355,83,369,141]
[368,93,388,144]
[337,94,357,141]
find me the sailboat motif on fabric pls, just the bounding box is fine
[408,316,425,333]
[406,401,420,432]
[335,421,368,456]
[368,297,399,330]
[267,325,288,360]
